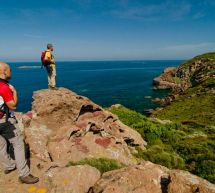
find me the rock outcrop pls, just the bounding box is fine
[44,165,101,193]
[154,54,215,91]
[153,53,215,105]
[0,159,101,193]
[24,88,146,166]
[153,67,181,91]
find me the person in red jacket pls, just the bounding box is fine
[0,62,39,184]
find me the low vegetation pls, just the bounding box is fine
[180,52,215,68]
[153,93,215,126]
[67,158,124,173]
[108,106,215,183]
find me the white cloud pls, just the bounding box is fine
[111,5,161,20]
[110,1,191,21]
[163,42,215,51]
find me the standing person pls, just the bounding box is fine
[0,62,39,184]
[43,43,57,89]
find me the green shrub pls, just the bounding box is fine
[108,105,215,183]
[153,92,215,126]
[196,160,215,183]
[67,158,124,173]
[134,146,185,169]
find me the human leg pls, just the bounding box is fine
[3,120,39,183]
[9,132,30,177]
[0,135,16,171]
[50,66,56,88]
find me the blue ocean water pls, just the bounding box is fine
[9,60,183,113]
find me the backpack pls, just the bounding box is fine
[41,51,46,65]
[0,80,10,122]
[0,103,9,121]
[41,51,48,67]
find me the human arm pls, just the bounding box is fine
[2,84,18,110]
[0,84,17,110]
[7,85,18,109]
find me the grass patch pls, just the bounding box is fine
[67,158,124,173]
[153,93,215,126]
[180,52,215,68]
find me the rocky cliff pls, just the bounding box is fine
[24,88,146,166]
[153,52,215,94]
[153,52,215,107]
[0,88,215,193]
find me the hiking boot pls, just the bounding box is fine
[51,87,58,90]
[4,167,16,174]
[49,86,58,90]
[19,174,39,184]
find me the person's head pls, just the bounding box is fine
[0,62,11,81]
[47,43,54,51]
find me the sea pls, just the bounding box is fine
[9,60,183,113]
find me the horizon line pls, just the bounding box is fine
[7,58,187,63]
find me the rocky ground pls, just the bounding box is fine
[0,88,215,193]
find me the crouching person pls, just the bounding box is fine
[0,62,39,184]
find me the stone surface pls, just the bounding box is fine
[45,165,101,193]
[168,170,215,193]
[1,160,215,193]
[0,158,101,193]
[153,67,181,91]
[153,77,180,90]
[90,161,170,193]
[25,88,146,166]
[90,161,215,193]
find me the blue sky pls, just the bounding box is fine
[0,0,215,61]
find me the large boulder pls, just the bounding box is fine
[90,161,169,193]
[24,88,146,165]
[168,170,215,193]
[44,165,101,193]
[90,161,215,193]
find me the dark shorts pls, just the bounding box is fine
[46,65,53,74]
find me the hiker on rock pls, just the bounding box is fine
[0,62,39,184]
[41,43,57,89]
